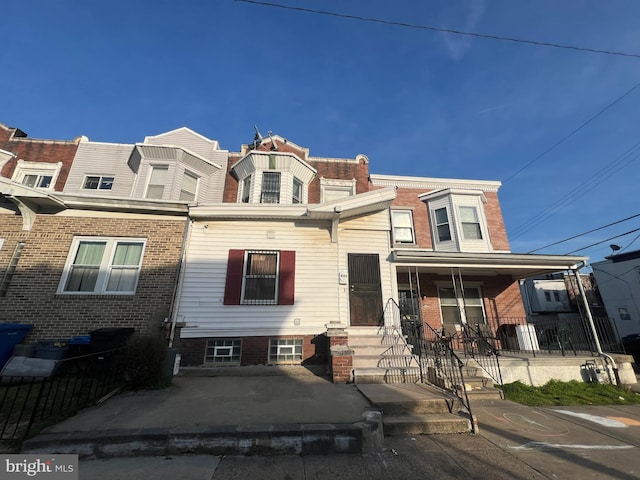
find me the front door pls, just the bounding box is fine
[348,253,383,326]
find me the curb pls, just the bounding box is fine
[22,414,383,458]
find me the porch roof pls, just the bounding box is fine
[392,249,588,280]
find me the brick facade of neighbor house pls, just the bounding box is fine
[0,211,187,342]
[0,123,80,191]
[179,334,328,367]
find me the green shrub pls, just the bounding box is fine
[120,335,170,390]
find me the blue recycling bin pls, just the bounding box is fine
[0,323,32,368]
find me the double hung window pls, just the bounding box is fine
[146,166,168,199]
[391,210,415,244]
[180,171,199,201]
[261,172,281,203]
[223,249,296,305]
[434,208,451,242]
[60,238,145,294]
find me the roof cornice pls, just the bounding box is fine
[370,174,501,192]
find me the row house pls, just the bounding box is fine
[0,122,589,381]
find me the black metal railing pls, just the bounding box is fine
[403,319,474,429]
[0,350,126,450]
[461,324,504,388]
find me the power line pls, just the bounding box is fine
[235,0,640,59]
[565,227,640,254]
[503,80,640,184]
[510,141,640,239]
[528,212,640,253]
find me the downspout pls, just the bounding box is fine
[168,217,193,348]
[572,264,620,385]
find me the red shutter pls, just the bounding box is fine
[278,250,296,305]
[223,249,245,305]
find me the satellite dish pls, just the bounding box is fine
[610,244,621,254]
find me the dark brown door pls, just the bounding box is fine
[348,253,383,326]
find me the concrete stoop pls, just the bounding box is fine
[349,328,421,384]
[462,362,504,401]
[357,383,472,436]
[21,415,384,458]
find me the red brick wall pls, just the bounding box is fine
[0,124,79,191]
[484,192,510,251]
[0,212,186,342]
[179,334,327,367]
[415,273,526,334]
[389,188,433,249]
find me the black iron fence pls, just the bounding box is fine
[0,350,126,450]
[470,316,624,357]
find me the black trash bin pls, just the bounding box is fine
[90,328,135,353]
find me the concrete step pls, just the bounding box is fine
[350,344,413,356]
[353,355,419,369]
[383,413,471,435]
[348,335,406,347]
[463,387,503,401]
[353,367,421,384]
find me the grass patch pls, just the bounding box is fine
[501,380,640,406]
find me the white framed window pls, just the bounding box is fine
[83,175,114,190]
[241,176,252,203]
[261,172,281,204]
[145,165,169,199]
[12,160,62,190]
[292,177,303,204]
[391,210,415,244]
[269,338,303,363]
[434,207,452,242]
[459,206,482,240]
[22,174,53,188]
[180,170,199,202]
[59,237,146,295]
[438,286,485,325]
[205,339,242,365]
[241,251,280,305]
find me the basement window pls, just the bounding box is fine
[269,338,303,363]
[205,339,242,364]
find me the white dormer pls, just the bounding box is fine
[420,188,492,253]
[231,151,316,205]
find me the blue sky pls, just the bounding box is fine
[2,1,640,265]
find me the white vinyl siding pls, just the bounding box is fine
[64,143,137,197]
[177,209,394,337]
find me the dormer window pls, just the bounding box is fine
[146,165,168,199]
[231,151,316,205]
[11,160,62,191]
[434,208,451,242]
[459,206,482,240]
[22,174,52,188]
[241,176,251,203]
[83,176,114,190]
[420,189,491,253]
[292,177,303,204]
[261,172,281,204]
[180,171,199,202]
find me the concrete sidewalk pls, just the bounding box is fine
[21,366,640,479]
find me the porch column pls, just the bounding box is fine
[326,321,353,383]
